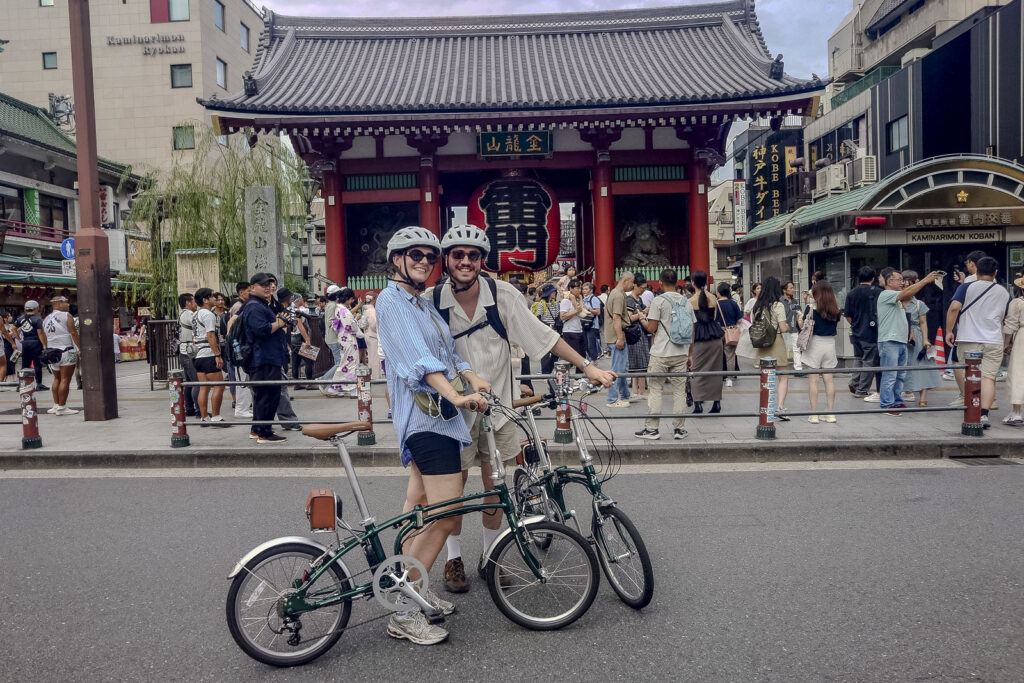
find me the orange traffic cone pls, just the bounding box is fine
[933,327,946,366]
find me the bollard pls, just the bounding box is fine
[19,369,42,449]
[553,362,573,444]
[756,357,777,440]
[169,370,190,448]
[961,351,984,437]
[356,363,376,446]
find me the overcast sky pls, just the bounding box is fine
[260,0,852,78]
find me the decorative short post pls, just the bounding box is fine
[169,370,190,448]
[756,357,777,440]
[553,361,573,444]
[961,351,984,437]
[356,363,376,445]
[19,369,42,450]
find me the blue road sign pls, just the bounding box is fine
[60,238,75,259]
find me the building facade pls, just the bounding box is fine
[203,1,823,287]
[1,0,262,171]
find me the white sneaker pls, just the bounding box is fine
[235,410,253,418]
[942,371,955,381]
[996,370,1007,382]
[1002,413,1023,426]
[862,392,880,403]
[949,395,965,407]
[46,405,59,414]
[606,399,631,408]
[725,378,734,387]
[387,611,448,645]
[423,588,456,616]
[56,406,78,415]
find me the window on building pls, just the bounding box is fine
[887,115,909,153]
[38,193,67,230]
[172,126,195,150]
[216,58,227,89]
[214,1,225,31]
[0,185,23,223]
[240,23,250,52]
[42,52,57,70]
[170,64,192,88]
[168,0,189,22]
[40,0,55,7]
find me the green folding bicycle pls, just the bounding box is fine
[509,361,654,609]
[225,407,600,668]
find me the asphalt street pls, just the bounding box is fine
[1,461,1022,681]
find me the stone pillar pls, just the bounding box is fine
[688,158,711,275]
[591,150,614,288]
[322,165,346,285]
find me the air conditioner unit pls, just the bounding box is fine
[851,155,878,187]
[813,165,848,198]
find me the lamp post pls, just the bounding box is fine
[300,174,320,295]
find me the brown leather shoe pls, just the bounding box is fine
[444,558,469,593]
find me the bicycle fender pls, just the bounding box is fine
[227,536,330,579]
[482,515,546,562]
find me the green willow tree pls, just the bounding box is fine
[121,123,307,316]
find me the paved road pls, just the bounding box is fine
[2,461,1022,681]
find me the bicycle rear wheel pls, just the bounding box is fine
[592,506,653,609]
[226,543,353,667]
[485,521,599,630]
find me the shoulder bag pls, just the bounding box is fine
[716,298,741,347]
[414,315,468,420]
[796,307,815,351]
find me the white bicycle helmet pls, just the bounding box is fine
[386,226,441,260]
[441,224,490,256]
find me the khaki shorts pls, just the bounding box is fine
[956,342,1004,380]
[460,416,519,470]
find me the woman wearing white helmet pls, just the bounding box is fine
[374,226,490,646]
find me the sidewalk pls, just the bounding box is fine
[1,360,1020,468]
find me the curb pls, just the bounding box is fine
[0,439,1017,470]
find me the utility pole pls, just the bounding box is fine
[69,0,118,419]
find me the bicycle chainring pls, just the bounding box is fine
[371,554,428,613]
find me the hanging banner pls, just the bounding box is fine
[466,173,560,272]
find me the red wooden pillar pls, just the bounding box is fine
[592,150,614,288]
[322,166,346,285]
[419,154,443,282]
[688,158,711,275]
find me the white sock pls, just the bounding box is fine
[445,534,462,562]
[482,525,500,554]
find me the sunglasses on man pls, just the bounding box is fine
[449,249,482,263]
[405,249,439,265]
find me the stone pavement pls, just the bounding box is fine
[0,359,1020,468]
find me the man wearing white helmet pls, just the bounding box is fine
[431,224,616,593]
[374,226,491,646]
[317,284,344,387]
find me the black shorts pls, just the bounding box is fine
[194,356,221,374]
[405,433,462,475]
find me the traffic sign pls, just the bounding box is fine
[60,238,75,259]
[61,259,76,276]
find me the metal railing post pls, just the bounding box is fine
[961,351,984,437]
[356,363,376,446]
[553,361,573,444]
[19,369,42,449]
[169,370,190,448]
[756,357,777,440]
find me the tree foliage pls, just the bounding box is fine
[121,123,304,315]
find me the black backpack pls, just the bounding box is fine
[224,310,253,370]
[432,273,508,341]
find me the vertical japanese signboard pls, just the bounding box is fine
[733,180,748,237]
[466,173,561,272]
[244,186,283,277]
[745,130,801,234]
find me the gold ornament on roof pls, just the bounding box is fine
[956,190,969,204]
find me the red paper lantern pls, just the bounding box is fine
[466,172,560,273]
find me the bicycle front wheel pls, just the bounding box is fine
[592,506,653,609]
[485,521,599,630]
[226,543,353,667]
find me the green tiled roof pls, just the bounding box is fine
[738,184,878,241]
[0,92,131,177]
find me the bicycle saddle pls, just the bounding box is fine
[301,422,372,440]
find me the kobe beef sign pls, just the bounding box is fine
[477,131,551,158]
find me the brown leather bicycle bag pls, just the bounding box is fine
[305,489,337,531]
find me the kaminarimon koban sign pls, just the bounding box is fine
[467,172,560,272]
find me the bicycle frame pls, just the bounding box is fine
[282,417,544,616]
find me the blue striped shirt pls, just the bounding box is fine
[375,281,473,467]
